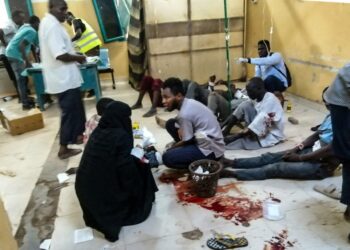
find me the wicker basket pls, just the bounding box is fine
[189,159,222,198]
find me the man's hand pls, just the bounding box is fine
[177,128,183,141]
[215,79,225,85]
[25,60,32,68]
[268,112,275,118]
[283,153,302,162]
[238,58,249,63]
[209,75,216,83]
[75,55,86,64]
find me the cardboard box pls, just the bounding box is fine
[0,109,44,136]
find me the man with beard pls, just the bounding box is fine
[161,77,225,169]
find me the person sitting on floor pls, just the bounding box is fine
[131,75,163,117]
[83,97,114,144]
[161,77,225,169]
[134,75,220,119]
[184,74,218,105]
[220,89,340,180]
[221,77,285,149]
[75,100,158,242]
[207,82,249,122]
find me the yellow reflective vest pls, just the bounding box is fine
[75,19,102,54]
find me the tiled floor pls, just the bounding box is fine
[0,80,349,249]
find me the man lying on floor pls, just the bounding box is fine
[222,77,285,150]
[220,88,340,180]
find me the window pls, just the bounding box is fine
[92,0,127,43]
[4,0,34,21]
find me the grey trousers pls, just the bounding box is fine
[9,58,29,105]
[232,100,257,124]
[185,82,210,105]
[208,92,248,121]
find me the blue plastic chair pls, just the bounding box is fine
[98,48,116,89]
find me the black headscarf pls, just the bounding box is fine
[98,101,133,138]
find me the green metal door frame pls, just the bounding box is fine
[5,0,34,17]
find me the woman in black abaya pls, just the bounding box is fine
[75,100,158,242]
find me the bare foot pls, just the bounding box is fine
[219,157,235,168]
[58,148,82,160]
[143,108,157,117]
[131,103,142,110]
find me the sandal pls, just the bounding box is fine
[313,183,341,200]
[207,231,248,249]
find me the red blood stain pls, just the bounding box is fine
[159,171,262,225]
[264,230,296,250]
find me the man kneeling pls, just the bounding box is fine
[162,77,225,169]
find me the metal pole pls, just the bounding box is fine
[224,0,233,105]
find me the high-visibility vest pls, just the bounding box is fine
[75,19,102,54]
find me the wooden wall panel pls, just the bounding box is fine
[191,0,244,20]
[144,0,245,83]
[148,36,189,55]
[191,31,243,51]
[144,0,188,24]
[149,53,191,80]
[192,47,244,83]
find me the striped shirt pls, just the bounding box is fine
[324,63,350,109]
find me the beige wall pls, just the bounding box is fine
[144,0,245,83]
[32,0,129,80]
[246,0,350,102]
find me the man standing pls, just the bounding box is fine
[324,63,350,241]
[66,11,101,56]
[0,10,25,97]
[162,77,225,169]
[39,0,86,159]
[66,11,101,97]
[239,40,288,93]
[6,16,40,110]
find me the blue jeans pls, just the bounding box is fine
[329,104,350,205]
[264,75,287,93]
[233,149,331,180]
[9,58,29,105]
[162,144,216,169]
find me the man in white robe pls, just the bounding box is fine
[221,77,285,150]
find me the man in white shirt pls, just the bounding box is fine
[239,40,288,93]
[0,10,25,96]
[222,77,285,150]
[39,0,86,159]
[161,77,225,169]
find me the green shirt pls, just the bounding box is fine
[5,24,38,62]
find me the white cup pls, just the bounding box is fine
[263,198,284,221]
